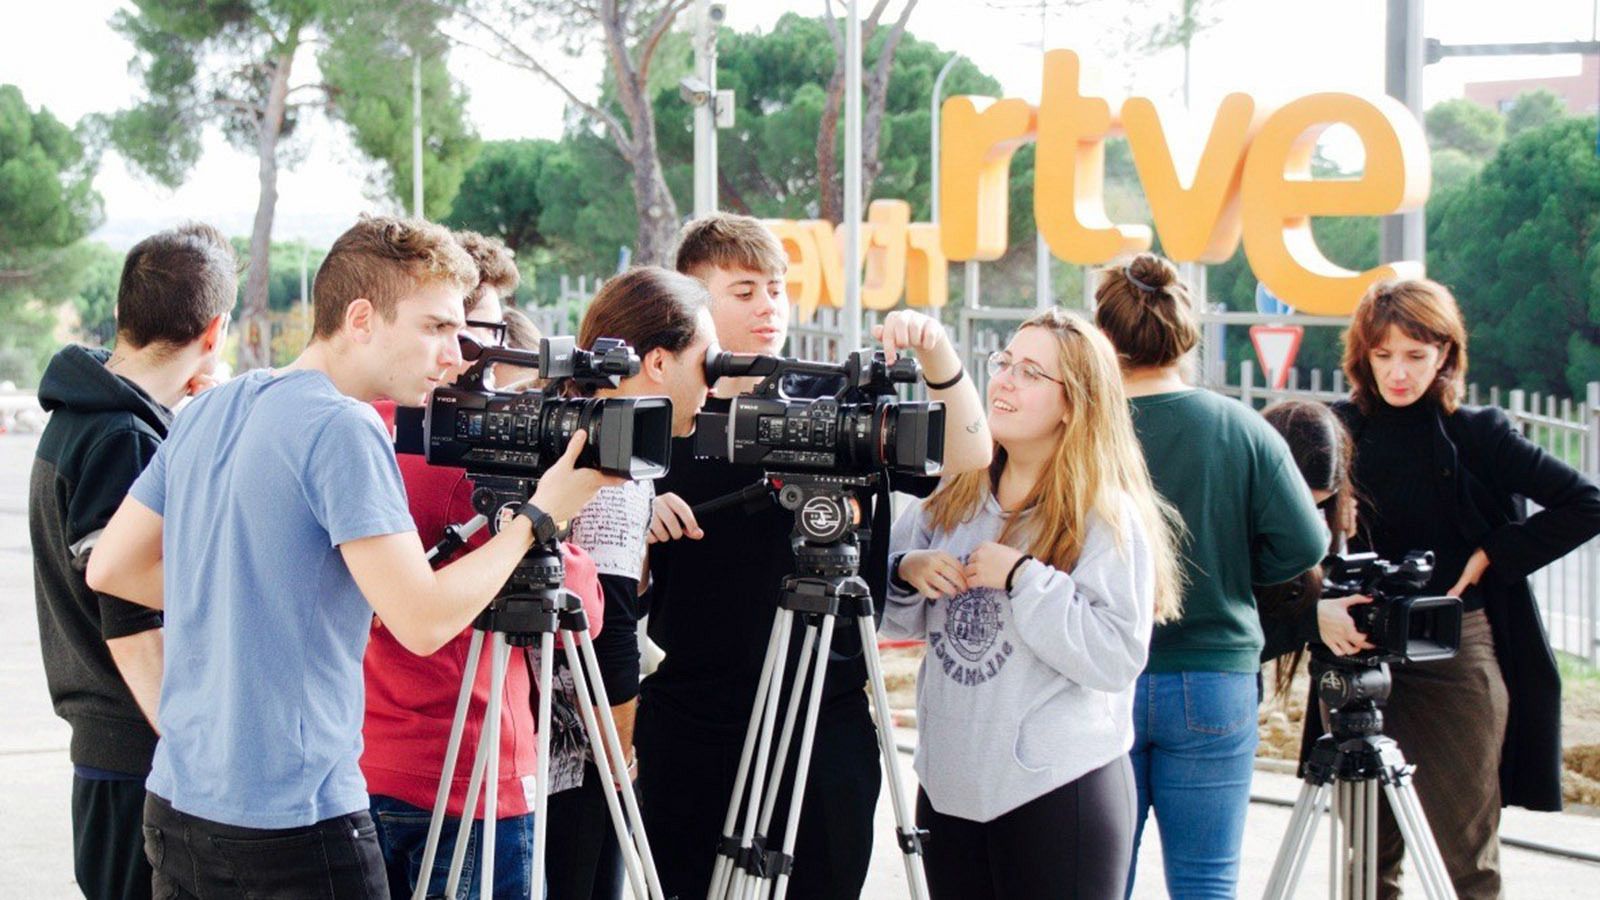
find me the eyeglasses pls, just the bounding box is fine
[465,319,508,346]
[986,351,1064,387]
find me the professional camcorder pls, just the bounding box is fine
[1319,551,1462,666]
[395,335,672,480]
[692,348,945,477]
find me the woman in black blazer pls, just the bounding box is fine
[1332,278,1600,899]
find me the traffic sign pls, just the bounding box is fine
[1249,325,1304,390]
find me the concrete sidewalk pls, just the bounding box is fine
[4,429,1598,897]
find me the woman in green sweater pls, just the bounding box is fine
[1097,253,1328,899]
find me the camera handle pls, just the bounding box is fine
[706,473,929,900]
[411,529,665,900]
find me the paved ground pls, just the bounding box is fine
[2,430,1598,897]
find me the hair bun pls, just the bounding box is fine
[1126,253,1177,293]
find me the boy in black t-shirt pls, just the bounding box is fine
[30,224,237,900]
[640,213,991,899]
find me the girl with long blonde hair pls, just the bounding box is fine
[882,308,1181,899]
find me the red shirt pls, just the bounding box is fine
[360,401,603,817]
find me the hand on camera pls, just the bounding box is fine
[528,430,623,524]
[1318,595,1376,657]
[898,550,969,599]
[964,541,1027,592]
[873,310,957,375]
[647,492,703,543]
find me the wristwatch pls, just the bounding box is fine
[514,502,561,544]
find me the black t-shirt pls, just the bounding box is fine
[643,388,936,740]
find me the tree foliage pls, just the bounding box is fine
[1505,89,1566,138]
[1425,98,1504,161]
[0,85,103,308]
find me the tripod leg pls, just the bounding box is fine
[1383,783,1457,900]
[728,609,796,900]
[446,637,504,898]
[480,634,511,894]
[1364,780,1379,900]
[1262,780,1329,900]
[857,616,929,900]
[751,622,820,847]
[769,615,836,900]
[710,611,791,900]
[534,632,555,900]
[575,630,667,900]
[561,636,652,900]
[413,628,486,900]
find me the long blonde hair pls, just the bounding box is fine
[924,309,1184,623]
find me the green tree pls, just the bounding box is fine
[1505,89,1566,138]
[107,0,476,370]
[445,139,560,254]
[0,85,102,309]
[1425,98,1504,161]
[1428,115,1600,397]
[71,243,126,347]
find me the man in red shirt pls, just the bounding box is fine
[362,233,603,898]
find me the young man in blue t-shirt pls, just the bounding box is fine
[88,215,617,897]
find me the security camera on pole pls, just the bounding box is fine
[685,1,731,217]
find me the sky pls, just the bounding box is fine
[2,0,1597,249]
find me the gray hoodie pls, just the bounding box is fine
[884,491,1154,822]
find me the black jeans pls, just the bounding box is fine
[547,762,627,900]
[143,792,388,899]
[73,775,152,900]
[916,756,1137,900]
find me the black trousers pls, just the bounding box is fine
[547,762,627,900]
[636,694,881,900]
[916,756,1137,900]
[73,776,152,900]
[142,792,388,899]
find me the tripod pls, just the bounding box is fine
[1263,655,1456,900]
[410,479,664,900]
[704,473,928,900]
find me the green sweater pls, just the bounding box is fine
[1130,389,1328,673]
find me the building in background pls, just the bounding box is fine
[1464,54,1599,114]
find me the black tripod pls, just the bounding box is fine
[703,473,928,900]
[1263,654,1456,900]
[411,478,664,900]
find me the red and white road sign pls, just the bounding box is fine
[1249,325,1304,390]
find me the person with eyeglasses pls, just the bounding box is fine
[1096,253,1328,899]
[884,309,1184,898]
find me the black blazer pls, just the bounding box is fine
[1328,399,1600,811]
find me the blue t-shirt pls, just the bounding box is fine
[130,369,414,828]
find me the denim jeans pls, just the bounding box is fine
[369,795,534,900]
[1126,671,1260,899]
[143,791,387,899]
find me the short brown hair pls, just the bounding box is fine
[575,267,710,395]
[1342,278,1469,414]
[116,222,240,350]
[1093,252,1199,369]
[312,215,477,339]
[673,212,787,279]
[454,230,521,317]
[501,306,541,351]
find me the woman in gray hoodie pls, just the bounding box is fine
[885,309,1183,899]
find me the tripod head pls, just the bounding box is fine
[1308,646,1392,740]
[467,473,583,642]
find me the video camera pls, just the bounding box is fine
[692,348,945,477]
[394,335,672,481]
[1319,551,1462,666]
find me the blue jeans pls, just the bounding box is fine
[1126,671,1259,899]
[370,795,534,900]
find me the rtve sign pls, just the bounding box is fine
[768,49,1429,321]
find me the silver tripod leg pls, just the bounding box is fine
[1382,781,1457,900]
[724,609,796,900]
[532,630,555,899]
[413,628,486,900]
[769,615,835,900]
[709,610,792,900]
[1262,780,1331,900]
[858,616,929,900]
[481,635,510,892]
[740,621,824,900]
[444,634,510,898]
[562,631,665,900]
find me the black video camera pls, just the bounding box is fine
[1319,551,1462,665]
[692,348,944,477]
[395,335,672,480]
